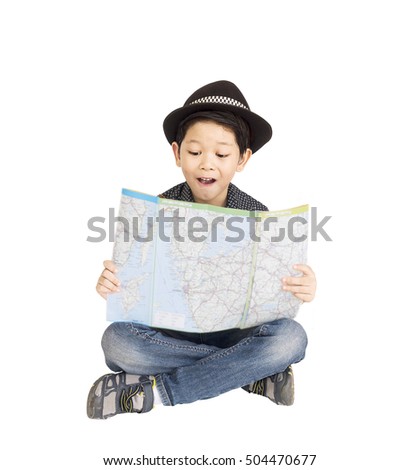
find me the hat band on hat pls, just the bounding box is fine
[188,95,249,110]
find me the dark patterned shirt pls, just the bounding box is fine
[159,182,268,211]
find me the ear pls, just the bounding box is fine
[172,142,181,167]
[236,148,252,172]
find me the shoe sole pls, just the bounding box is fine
[86,374,113,419]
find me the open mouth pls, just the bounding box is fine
[197,177,216,185]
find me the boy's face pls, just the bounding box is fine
[172,120,251,207]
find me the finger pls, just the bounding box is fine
[99,268,120,285]
[292,292,314,302]
[282,284,313,294]
[96,284,113,300]
[96,278,121,296]
[97,277,120,292]
[292,264,314,276]
[282,275,313,286]
[100,269,120,286]
[103,259,118,273]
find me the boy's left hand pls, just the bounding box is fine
[282,264,317,303]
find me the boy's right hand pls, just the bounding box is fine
[96,260,120,300]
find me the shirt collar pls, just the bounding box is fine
[226,183,240,209]
[179,182,195,202]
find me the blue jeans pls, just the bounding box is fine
[101,319,307,406]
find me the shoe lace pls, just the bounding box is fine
[249,380,265,396]
[120,385,142,413]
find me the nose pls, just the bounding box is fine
[199,153,215,171]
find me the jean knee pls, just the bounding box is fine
[286,319,308,362]
[287,318,307,347]
[101,322,131,369]
[101,322,121,353]
[268,318,308,364]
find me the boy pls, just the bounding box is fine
[88,80,316,419]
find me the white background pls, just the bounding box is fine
[1,1,418,469]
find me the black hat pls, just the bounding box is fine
[163,80,272,153]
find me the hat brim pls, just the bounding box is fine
[163,103,272,154]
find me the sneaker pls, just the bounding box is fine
[87,371,154,419]
[243,366,295,406]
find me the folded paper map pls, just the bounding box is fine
[107,188,309,333]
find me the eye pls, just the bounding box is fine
[217,154,229,158]
[188,151,200,156]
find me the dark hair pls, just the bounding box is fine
[175,111,251,155]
